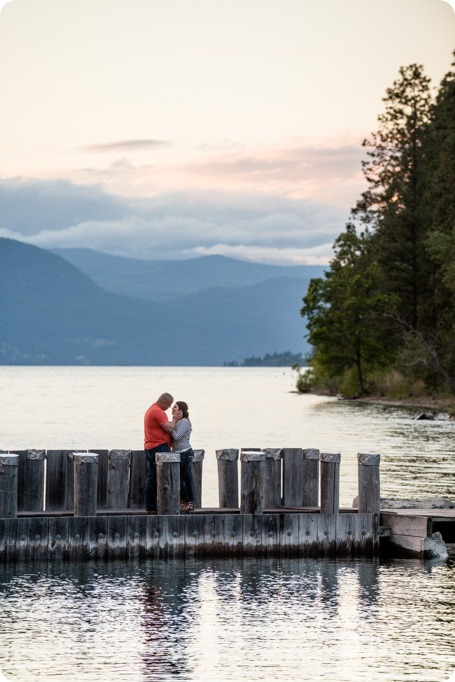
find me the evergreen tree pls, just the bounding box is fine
[353,64,433,333]
[424,56,455,298]
[301,59,455,397]
[301,224,393,396]
[405,56,455,394]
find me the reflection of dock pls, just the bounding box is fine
[380,508,455,558]
[0,447,452,561]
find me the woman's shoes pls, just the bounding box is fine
[186,501,195,512]
[180,501,195,513]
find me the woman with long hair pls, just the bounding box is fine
[171,400,196,512]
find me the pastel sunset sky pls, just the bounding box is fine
[0,0,454,264]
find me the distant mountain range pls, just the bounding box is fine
[1,238,325,365]
[50,247,325,303]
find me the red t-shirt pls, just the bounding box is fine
[144,403,172,449]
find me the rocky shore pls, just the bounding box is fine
[379,497,455,510]
[347,395,455,419]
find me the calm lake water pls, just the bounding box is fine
[0,366,454,681]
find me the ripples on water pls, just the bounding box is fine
[310,399,455,504]
[0,558,454,682]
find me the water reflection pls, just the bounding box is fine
[1,558,453,681]
[140,564,192,679]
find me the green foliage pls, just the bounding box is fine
[242,351,304,367]
[302,224,396,395]
[302,55,455,397]
[354,64,433,332]
[225,351,305,367]
[292,364,316,393]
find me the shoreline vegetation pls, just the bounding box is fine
[224,351,305,367]
[349,394,455,416]
[318,389,455,418]
[299,57,455,403]
[292,364,455,417]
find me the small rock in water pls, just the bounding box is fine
[424,532,448,560]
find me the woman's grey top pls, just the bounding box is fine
[172,418,192,452]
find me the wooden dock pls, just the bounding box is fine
[380,508,455,559]
[1,447,452,561]
[0,509,379,561]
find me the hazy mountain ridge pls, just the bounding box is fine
[1,238,315,365]
[50,247,325,302]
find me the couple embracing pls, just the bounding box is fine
[144,392,196,514]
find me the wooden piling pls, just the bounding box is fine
[0,454,19,518]
[240,451,265,515]
[282,448,303,507]
[320,452,341,513]
[263,448,282,509]
[89,449,109,508]
[15,450,28,511]
[73,453,99,517]
[192,449,204,508]
[357,452,381,514]
[302,448,319,507]
[46,450,74,511]
[216,449,239,509]
[25,450,46,512]
[156,453,180,515]
[129,450,146,510]
[107,450,131,509]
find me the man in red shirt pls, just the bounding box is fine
[144,392,180,512]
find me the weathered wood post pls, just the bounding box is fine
[156,452,180,515]
[89,449,109,509]
[107,449,131,509]
[0,454,19,518]
[216,449,239,509]
[192,449,204,509]
[263,448,282,509]
[302,448,319,507]
[357,452,381,514]
[282,448,303,507]
[240,451,265,514]
[45,450,74,511]
[320,452,341,513]
[73,453,99,517]
[128,450,146,510]
[25,449,46,512]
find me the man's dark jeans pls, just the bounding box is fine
[145,443,170,511]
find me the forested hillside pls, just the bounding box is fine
[301,56,455,398]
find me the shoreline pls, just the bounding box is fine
[345,394,455,417]
[306,390,455,417]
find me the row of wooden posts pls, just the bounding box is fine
[0,448,381,518]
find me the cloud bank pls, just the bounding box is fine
[0,178,349,264]
[0,137,368,264]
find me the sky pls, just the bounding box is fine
[0,0,454,265]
